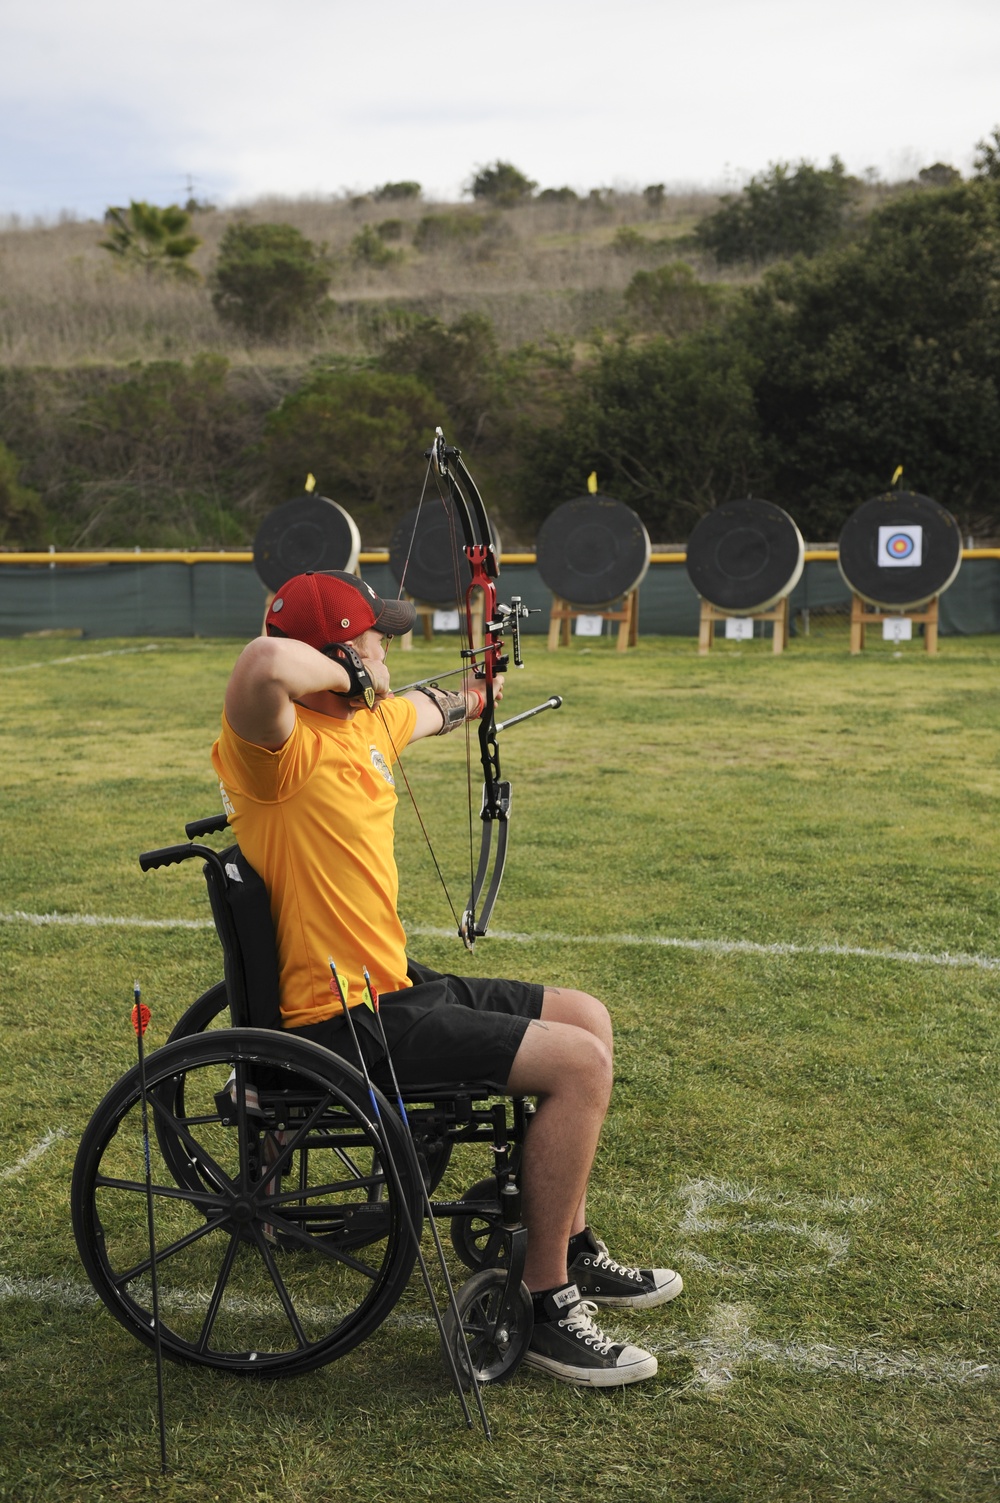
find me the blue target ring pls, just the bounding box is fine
[886,532,915,559]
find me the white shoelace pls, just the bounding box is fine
[559,1301,619,1355]
[592,1240,644,1283]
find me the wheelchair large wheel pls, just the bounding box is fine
[165,985,454,1195]
[72,1029,422,1376]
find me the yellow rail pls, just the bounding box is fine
[2,548,999,566]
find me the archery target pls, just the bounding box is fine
[535,496,651,608]
[685,499,805,613]
[878,526,923,567]
[838,493,961,608]
[388,500,501,606]
[253,495,361,592]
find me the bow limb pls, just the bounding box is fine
[428,428,517,947]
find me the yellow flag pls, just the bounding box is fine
[304,473,316,493]
[891,465,904,487]
[587,471,598,494]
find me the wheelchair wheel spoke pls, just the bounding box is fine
[113,1210,231,1288]
[195,1226,244,1356]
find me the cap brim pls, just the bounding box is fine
[374,597,418,635]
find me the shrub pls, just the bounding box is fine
[0,440,45,546]
[373,180,422,201]
[695,157,860,266]
[519,333,762,537]
[624,262,725,335]
[413,212,490,251]
[612,226,654,256]
[467,161,537,207]
[918,163,962,189]
[211,222,331,339]
[733,178,1000,536]
[99,201,200,280]
[259,369,441,531]
[349,225,403,268]
[643,184,666,212]
[376,218,405,242]
[379,313,500,439]
[537,187,579,203]
[973,126,1000,180]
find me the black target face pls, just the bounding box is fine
[837,492,962,608]
[253,496,361,592]
[388,501,500,605]
[535,496,650,607]
[685,499,804,612]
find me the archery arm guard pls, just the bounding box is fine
[324,643,376,710]
[415,683,486,734]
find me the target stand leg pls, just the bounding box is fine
[547,591,639,651]
[849,594,940,656]
[697,597,789,655]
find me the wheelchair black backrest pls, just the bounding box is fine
[204,845,283,1033]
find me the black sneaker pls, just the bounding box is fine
[523,1285,657,1387]
[569,1229,683,1308]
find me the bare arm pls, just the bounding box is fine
[224,636,389,749]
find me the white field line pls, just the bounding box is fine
[1,910,213,930]
[676,1177,870,1279]
[6,909,996,973]
[652,1303,994,1390]
[0,1275,991,1388]
[0,644,162,673]
[0,1129,68,1181]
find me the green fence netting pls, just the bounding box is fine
[1,559,998,639]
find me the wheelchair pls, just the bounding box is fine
[70,815,536,1386]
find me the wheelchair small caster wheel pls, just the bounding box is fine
[450,1177,507,1271]
[443,1268,533,1387]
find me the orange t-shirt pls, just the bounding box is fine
[211,696,418,1028]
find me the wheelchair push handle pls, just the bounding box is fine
[139,843,208,872]
[185,814,230,839]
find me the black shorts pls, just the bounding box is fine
[287,959,544,1094]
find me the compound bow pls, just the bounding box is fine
[420,427,561,948]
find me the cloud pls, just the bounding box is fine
[3,0,1000,216]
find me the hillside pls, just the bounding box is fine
[0,189,725,366]
[2,173,998,552]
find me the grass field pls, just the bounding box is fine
[0,630,998,1502]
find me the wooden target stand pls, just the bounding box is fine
[547,590,639,652]
[849,593,939,655]
[697,595,790,655]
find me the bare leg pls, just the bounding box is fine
[506,988,613,1292]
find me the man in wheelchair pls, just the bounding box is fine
[212,569,682,1387]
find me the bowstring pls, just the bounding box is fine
[378,446,480,936]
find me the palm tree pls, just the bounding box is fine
[100,201,201,280]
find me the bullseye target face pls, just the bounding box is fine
[685,499,804,613]
[878,526,922,567]
[839,494,960,608]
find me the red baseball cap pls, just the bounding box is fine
[265,571,416,649]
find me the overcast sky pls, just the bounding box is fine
[3,0,998,220]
